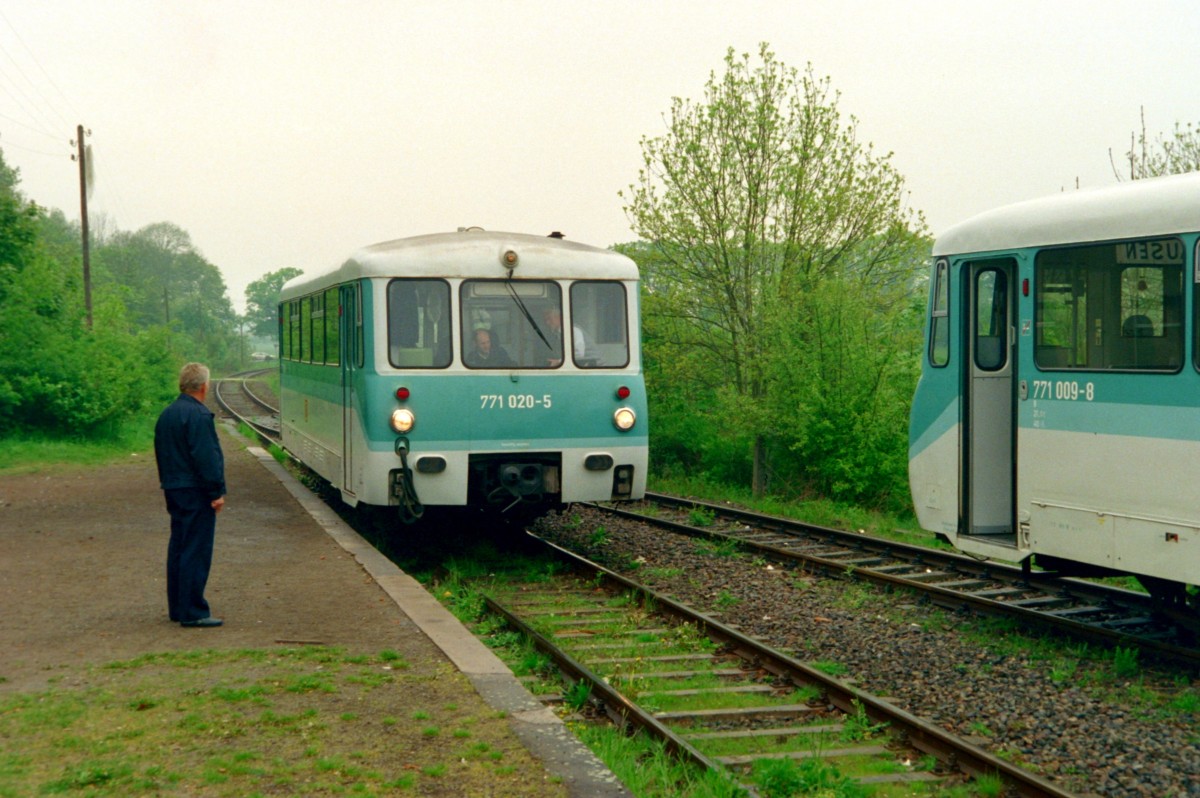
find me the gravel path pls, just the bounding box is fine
[534,506,1200,798]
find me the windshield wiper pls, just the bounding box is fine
[506,281,554,351]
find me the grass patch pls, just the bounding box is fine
[0,646,565,797]
[651,474,937,550]
[0,412,160,475]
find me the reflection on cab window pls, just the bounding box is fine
[459,280,630,369]
[570,282,629,368]
[1035,238,1183,371]
[461,280,562,369]
[929,259,949,367]
[388,279,451,368]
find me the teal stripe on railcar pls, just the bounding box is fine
[358,436,649,452]
[357,372,648,451]
[909,393,958,458]
[1020,397,1200,441]
[908,347,961,460]
[280,361,343,402]
[909,253,961,461]
[1017,366,1200,437]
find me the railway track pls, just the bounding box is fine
[593,493,1200,670]
[227,380,1200,668]
[212,368,281,442]
[484,535,1076,797]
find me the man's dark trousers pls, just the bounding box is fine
[165,488,216,623]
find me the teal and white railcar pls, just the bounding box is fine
[909,172,1200,607]
[279,229,647,522]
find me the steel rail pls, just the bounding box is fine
[607,494,1200,668]
[510,534,1079,798]
[213,377,281,443]
[482,595,731,778]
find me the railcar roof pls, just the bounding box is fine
[282,230,638,298]
[933,172,1200,257]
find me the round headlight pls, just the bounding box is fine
[613,407,636,431]
[390,408,415,434]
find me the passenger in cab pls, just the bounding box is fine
[542,307,588,366]
[465,328,514,368]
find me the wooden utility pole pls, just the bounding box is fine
[76,124,92,329]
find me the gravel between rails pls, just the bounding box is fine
[532,506,1200,798]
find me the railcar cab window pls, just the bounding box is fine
[1035,238,1183,371]
[388,279,451,368]
[460,280,564,369]
[928,259,950,367]
[571,282,629,368]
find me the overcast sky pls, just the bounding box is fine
[2,1,1197,311]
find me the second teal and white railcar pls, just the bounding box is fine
[909,172,1200,607]
[278,229,648,522]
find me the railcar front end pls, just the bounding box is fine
[279,230,648,522]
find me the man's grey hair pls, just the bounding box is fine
[179,362,210,394]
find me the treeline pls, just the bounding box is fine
[0,150,242,437]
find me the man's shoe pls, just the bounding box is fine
[180,617,223,627]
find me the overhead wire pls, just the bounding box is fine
[0,8,76,131]
[0,10,140,231]
[0,107,61,141]
[0,135,67,159]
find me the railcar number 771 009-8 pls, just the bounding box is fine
[1029,380,1095,401]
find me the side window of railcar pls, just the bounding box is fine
[570,282,629,368]
[324,286,339,366]
[387,279,451,368]
[279,302,291,360]
[1035,238,1183,371]
[1195,240,1200,373]
[460,280,563,369]
[353,282,364,368]
[284,300,297,360]
[300,296,312,362]
[928,259,950,367]
[291,300,302,361]
[311,292,326,364]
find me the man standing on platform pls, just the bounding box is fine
[154,362,226,627]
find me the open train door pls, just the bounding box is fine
[339,282,360,500]
[962,259,1017,539]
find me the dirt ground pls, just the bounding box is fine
[0,428,452,693]
[0,429,580,796]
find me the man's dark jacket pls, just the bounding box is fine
[154,393,226,501]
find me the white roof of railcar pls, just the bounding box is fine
[933,171,1200,257]
[281,229,638,299]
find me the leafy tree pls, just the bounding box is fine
[98,222,196,327]
[0,218,174,434]
[622,44,927,497]
[0,146,245,439]
[244,267,303,338]
[1112,108,1200,180]
[763,259,926,507]
[94,222,238,363]
[0,151,43,304]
